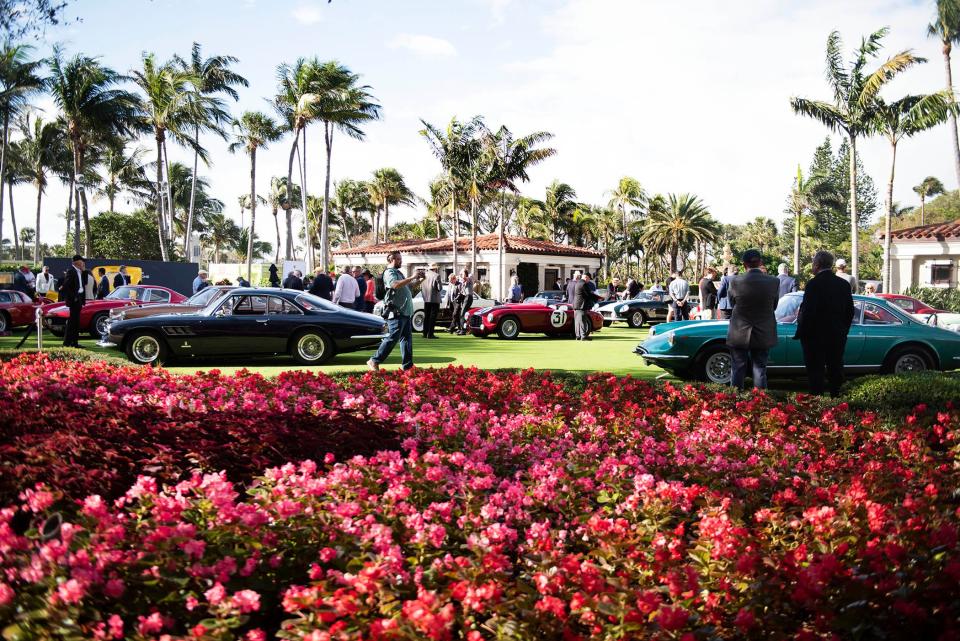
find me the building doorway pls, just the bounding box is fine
[544,268,559,291]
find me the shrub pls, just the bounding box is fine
[902,285,960,312]
[844,371,960,412]
[0,347,129,367]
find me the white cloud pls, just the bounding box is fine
[291,2,323,25]
[388,33,457,58]
[486,0,512,23]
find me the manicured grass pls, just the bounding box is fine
[0,324,665,378]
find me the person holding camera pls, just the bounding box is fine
[367,250,424,371]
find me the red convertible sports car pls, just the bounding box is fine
[467,302,603,339]
[0,290,52,333]
[42,285,187,339]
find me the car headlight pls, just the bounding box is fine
[666,331,676,347]
[486,313,495,323]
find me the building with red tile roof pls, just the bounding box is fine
[880,221,960,291]
[332,233,603,299]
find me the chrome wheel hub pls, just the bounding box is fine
[705,352,732,384]
[298,334,325,361]
[131,336,160,363]
[894,353,926,373]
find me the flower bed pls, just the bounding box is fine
[1,357,959,639]
[0,354,398,503]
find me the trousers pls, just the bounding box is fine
[801,336,846,397]
[64,299,84,347]
[423,302,440,337]
[372,315,414,370]
[730,347,769,390]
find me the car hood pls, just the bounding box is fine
[650,319,727,336]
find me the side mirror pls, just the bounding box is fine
[927,313,938,327]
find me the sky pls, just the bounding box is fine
[6,0,956,253]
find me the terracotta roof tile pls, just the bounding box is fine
[332,233,603,259]
[882,221,960,240]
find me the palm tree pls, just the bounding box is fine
[929,0,960,187]
[131,52,205,259]
[268,176,301,262]
[96,144,150,212]
[913,176,946,225]
[543,180,578,242]
[165,161,224,240]
[202,211,241,263]
[175,43,245,260]
[512,196,549,239]
[274,58,321,262]
[606,176,646,238]
[642,193,717,273]
[420,116,484,273]
[791,28,922,283]
[368,168,415,243]
[333,178,368,247]
[594,206,621,278]
[786,166,840,274]
[314,61,380,271]
[482,125,556,296]
[0,42,43,258]
[235,228,272,263]
[228,111,282,281]
[874,91,955,291]
[13,112,68,263]
[48,48,142,256]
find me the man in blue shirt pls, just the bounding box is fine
[367,251,424,371]
[192,270,208,294]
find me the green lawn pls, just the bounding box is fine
[0,324,667,378]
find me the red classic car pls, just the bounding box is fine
[42,285,187,339]
[0,290,52,333]
[467,302,603,339]
[874,293,946,315]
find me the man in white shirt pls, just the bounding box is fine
[667,271,690,321]
[332,266,360,309]
[35,266,55,297]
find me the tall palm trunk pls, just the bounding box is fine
[70,145,82,255]
[471,198,478,274]
[793,208,801,276]
[319,122,333,271]
[185,125,200,260]
[297,129,312,271]
[943,41,960,188]
[435,210,442,239]
[450,192,458,274]
[0,113,8,256]
[246,147,257,282]
[155,136,169,261]
[848,135,859,283]
[920,194,926,225]
[163,139,176,249]
[285,128,300,260]
[9,180,18,261]
[883,140,897,294]
[272,205,280,264]
[33,180,42,264]
[108,191,115,213]
[383,201,390,242]
[64,176,73,243]
[79,188,90,256]
[341,215,351,248]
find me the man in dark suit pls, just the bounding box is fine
[776,263,798,299]
[282,270,303,290]
[795,250,855,397]
[726,249,779,390]
[61,255,89,348]
[113,265,130,289]
[573,273,597,340]
[95,268,111,299]
[308,267,333,300]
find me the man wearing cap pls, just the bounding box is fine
[61,255,90,348]
[420,263,442,338]
[834,258,857,293]
[726,249,779,390]
[192,270,208,294]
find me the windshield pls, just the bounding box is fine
[186,287,225,307]
[775,294,803,323]
[106,286,142,301]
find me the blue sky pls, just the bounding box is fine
[9,0,955,251]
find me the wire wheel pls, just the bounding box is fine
[130,335,161,364]
[498,318,520,339]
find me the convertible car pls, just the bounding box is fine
[0,290,52,333]
[599,292,701,328]
[43,285,186,339]
[636,292,960,384]
[107,285,235,324]
[467,302,603,339]
[101,288,388,366]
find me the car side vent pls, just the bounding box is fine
[162,326,196,336]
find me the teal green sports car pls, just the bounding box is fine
[636,292,960,384]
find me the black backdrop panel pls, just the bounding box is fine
[43,258,199,296]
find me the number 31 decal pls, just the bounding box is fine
[550,309,567,328]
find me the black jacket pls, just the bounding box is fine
[60,267,89,306]
[96,275,110,299]
[282,275,304,291]
[699,277,717,310]
[308,273,333,300]
[113,273,130,288]
[795,270,855,343]
[726,269,780,349]
[573,280,597,310]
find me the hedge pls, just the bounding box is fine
[843,370,960,412]
[0,347,129,367]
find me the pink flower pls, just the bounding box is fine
[107,615,123,640]
[137,612,164,635]
[0,583,13,606]
[232,589,261,613]
[56,578,86,605]
[204,583,226,606]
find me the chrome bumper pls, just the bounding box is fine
[350,333,389,339]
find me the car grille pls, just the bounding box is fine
[469,314,482,328]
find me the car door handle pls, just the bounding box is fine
[256,319,269,323]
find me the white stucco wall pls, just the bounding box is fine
[889,238,960,292]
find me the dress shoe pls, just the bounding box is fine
[366,359,379,371]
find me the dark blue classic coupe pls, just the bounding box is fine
[101,288,388,365]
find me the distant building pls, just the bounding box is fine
[885,221,960,291]
[331,233,603,300]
